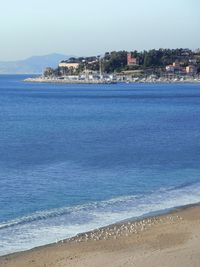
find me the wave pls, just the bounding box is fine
[1,181,200,231]
[0,195,137,230]
[167,180,199,191]
[1,181,200,256]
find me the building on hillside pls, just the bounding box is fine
[166,61,188,75]
[59,62,79,69]
[166,65,175,72]
[127,52,139,66]
[117,70,144,81]
[194,48,200,54]
[181,49,191,56]
[58,62,80,75]
[189,59,197,65]
[173,61,180,68]
[166,63,187,75]
[186,65,197,75]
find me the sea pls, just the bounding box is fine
[0,75,200,255]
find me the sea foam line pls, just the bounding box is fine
[0,195,137,230]
[1,181,200,231]
[0,183,200,256]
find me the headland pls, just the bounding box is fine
[25,48,200,84]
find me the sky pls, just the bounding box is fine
[0,0,199,61]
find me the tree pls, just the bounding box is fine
[43,67,55,77]
[103,51,127,73]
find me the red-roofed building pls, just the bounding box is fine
[127,53,139,66]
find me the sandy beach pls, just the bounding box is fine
[1,204,200,267]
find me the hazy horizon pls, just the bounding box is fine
[0,0,199,61]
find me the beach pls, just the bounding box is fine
[1,204,200,267]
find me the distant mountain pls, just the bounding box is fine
[0,53,72,74]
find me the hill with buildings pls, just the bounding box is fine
[43,49,200,78]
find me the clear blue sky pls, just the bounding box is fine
[0,0,199,61]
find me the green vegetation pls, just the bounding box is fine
[45,48,200,76]
[103,51,128,73]
[195,55,200,74]
[43,67,55,77]
[141,48,194,68]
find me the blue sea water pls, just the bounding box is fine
[0,75,200,255]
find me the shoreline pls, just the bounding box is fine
[1,202,200,266]
[24,77,117,84]
[0,203,193,257]
[24,77,200,84]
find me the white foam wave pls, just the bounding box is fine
[0,182,200,256]
[0,195,137,230]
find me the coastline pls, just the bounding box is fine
[24,76,200,84]
[1,203,200,267]
[24,77,116,84]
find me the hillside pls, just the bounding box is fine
[0,53,72,74]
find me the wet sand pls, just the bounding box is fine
[1,204,200,267]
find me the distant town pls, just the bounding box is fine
[26,48,200,84]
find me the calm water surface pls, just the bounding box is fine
[0,75,200,255]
